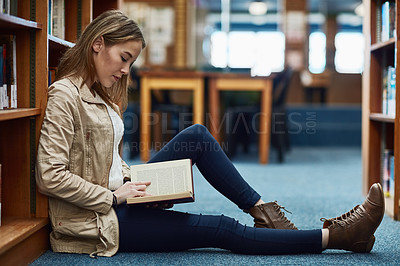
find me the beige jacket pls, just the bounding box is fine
[36,76,131,257]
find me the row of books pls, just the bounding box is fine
[0,0,17,16]
[49,0,65,39]
[0,34,17,110]
[382,66,396,117]
[380,0,396,42]
[382,149,395,198]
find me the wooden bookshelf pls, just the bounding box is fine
[363,0,400,220]
[0,13,42,30]
[0,0,126,263]
[48,35,74,50]
[0,0,49,263]
[0,0,102,264]
[370,37,395,51]
[0,217,48,255]
[0,108,41,121]
[369,112,395,123]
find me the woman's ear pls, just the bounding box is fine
[92,36,104,52]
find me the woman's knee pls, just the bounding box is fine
[180,124,209,141]
[186,124,208,135]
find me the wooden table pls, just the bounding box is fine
[208,73,273,164]
[139,70,205,162]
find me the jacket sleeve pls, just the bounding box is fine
[121,158,131,182]
[115,104,132,182]
[36,84,113,214]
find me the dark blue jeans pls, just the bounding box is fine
[115,124,322,254]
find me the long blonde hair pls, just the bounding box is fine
[56,10,146,111]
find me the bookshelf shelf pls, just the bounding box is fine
[370,37,396,52]
[363,0,400,220]
[0,108,41,121]
[48,35,74,51]
[369,112,395,123]
[0,218,48,255]
[0,13,42,30]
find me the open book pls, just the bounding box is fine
[126,158,194,205]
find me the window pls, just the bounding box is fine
[210,31,285,76]
[210,31,228,68]
[308,31,326,74]
[334,32,364,73]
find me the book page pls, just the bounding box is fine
[131,159,192,196]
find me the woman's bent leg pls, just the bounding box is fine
[116,205,322,254]
[148,124,260,210]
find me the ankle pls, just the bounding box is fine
[254,198,265,207]
[321,228,329,250]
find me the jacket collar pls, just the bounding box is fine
[67,75,121,115]
[68,76,102,104]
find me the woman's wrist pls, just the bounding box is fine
[112,193,118,206]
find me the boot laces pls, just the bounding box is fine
[273,201,297,228]
[321,205,365,227]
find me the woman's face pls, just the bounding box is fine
[92,37,142,88]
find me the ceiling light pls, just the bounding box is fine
[249,0,268,16]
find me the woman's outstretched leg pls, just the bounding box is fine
[116,205,322,254]
[116,183,385,254]
[148,124,297,230]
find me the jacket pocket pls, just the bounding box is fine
[54,214,99,239]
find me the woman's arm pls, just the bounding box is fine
[36,84,113,214]
[121,158,131,182]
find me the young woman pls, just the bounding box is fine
[36,10,384,258]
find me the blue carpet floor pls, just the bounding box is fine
[31,147,400,265]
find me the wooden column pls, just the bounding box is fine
[282,0,307,71]
[325,16,337,71]
[174,0,186,68]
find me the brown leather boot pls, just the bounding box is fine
[245,201,298,230]
[322,183,385,253]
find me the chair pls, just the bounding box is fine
[300,70,331,103]
[270,67,293,163]
[223,67,293,162]
[152,90,193,148]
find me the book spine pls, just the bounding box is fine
[387,66,396,117]
[381,1,390,41]
[48,0,53,35]
[0,45,3,87]
[376,0,382,43]
[0,35,17,109]
[10,0,16,16]
[388,1,396,39]
[1,0,11,14]
[48,67,57,86]
[389,153,395,198]
[52,0,65,39]
[382,149,391,197]
[0,163,2,226]
[3,84,7,109]
[382,67,388,114]
[11,35,16,108]
[2,42,6,85]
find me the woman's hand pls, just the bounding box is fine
[113,181,151,205]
